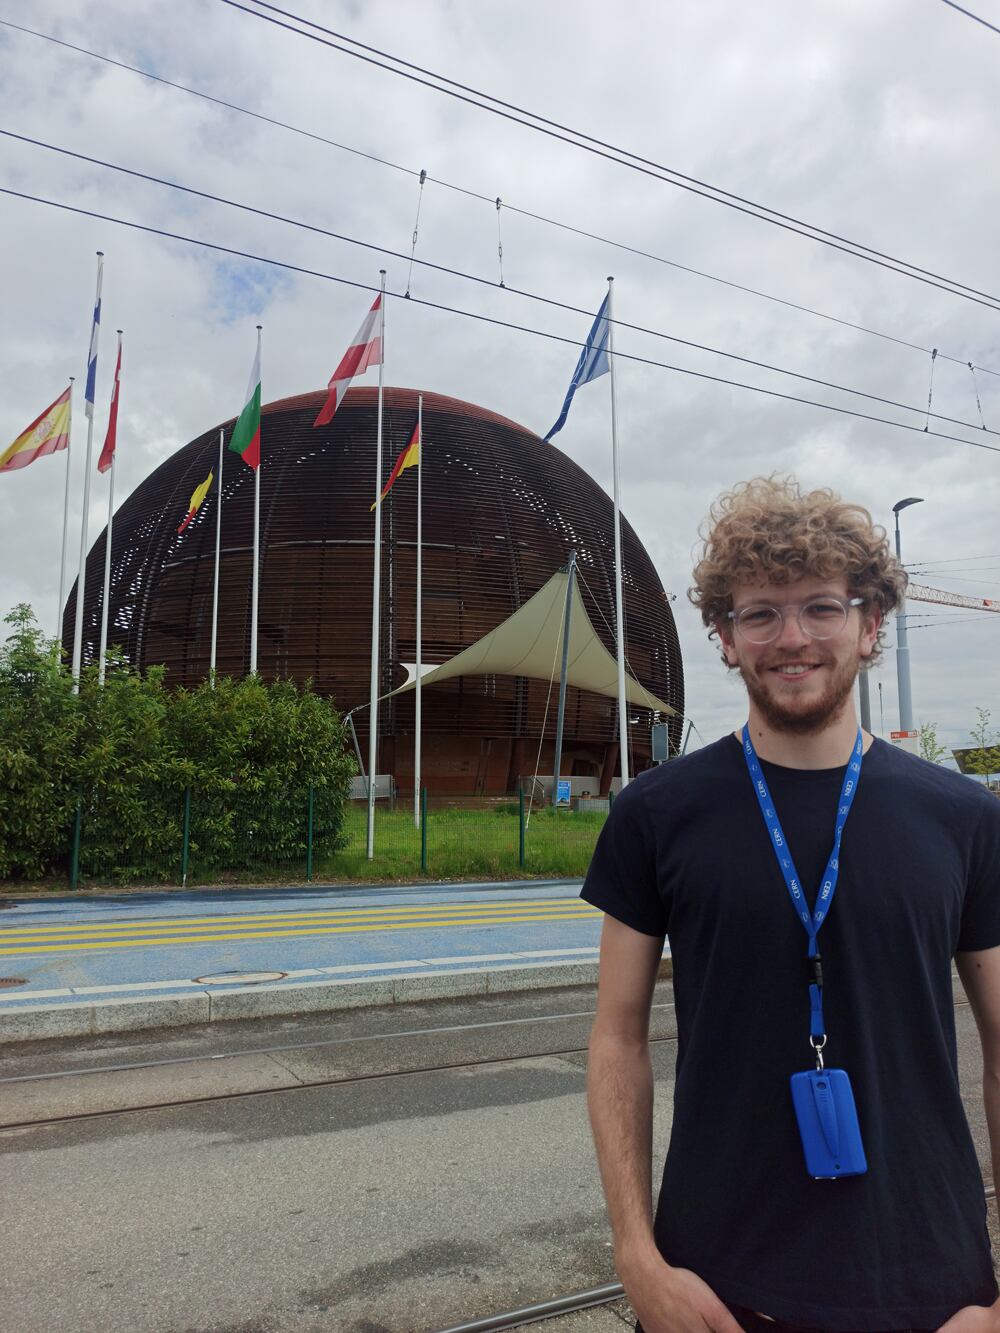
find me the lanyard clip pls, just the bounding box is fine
[810,1034,827,1071]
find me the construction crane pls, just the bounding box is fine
[906,583,1000,613]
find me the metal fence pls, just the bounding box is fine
[61,787,612,888]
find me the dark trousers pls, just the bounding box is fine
[635,1304,936,1333]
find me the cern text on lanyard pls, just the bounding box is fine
[741,724,863,1064]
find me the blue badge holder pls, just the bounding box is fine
[790,1067,867,1179]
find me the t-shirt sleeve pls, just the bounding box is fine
[581,775,668,937]
[957,796,1000,953]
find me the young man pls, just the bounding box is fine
[584,478,1000,1333]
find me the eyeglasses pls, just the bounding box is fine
[727,596,864,645]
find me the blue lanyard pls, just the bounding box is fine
[741,725,864,1047]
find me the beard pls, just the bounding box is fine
[739,650,861,735]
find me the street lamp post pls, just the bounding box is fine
[893,496,924,732]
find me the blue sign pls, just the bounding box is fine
[556,779,572,805]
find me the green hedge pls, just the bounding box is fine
[0,605,355,883]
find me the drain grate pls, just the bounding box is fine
[0,977,26,988]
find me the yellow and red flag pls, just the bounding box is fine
[371,421,419,511]
[0,386,72,474]
[178,471,213,535]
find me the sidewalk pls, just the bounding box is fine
[0,879,630,1042]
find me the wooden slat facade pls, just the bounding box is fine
[63,388,685,794]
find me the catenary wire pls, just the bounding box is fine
[8,128,999,441]
[6,182,1000,462]
[908,616,1000,629]
[939,0,1000,37]
[223,0,1000,314]
[905,554,1000,565]
[3,16,997,377]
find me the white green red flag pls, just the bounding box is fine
[0,386,72,474]
[314,294,382,427]
[97,333,122,474]
[229,339,261,469]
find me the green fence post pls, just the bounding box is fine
[608,787,616,812]
[181,786,192,888]
[306,785,315,882]
[420,787,428,873]
[518,784,526,869]
[69,797,82,891]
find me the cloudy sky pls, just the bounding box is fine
[2,0,999,758]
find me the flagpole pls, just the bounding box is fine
[367,271,387,859]
[57,377,75,646]
[211,427,223,686]
[250,324,262,675]
[97,331,122,687]
[414,393,423,829]
[72,251,104,689]
[607,276,630,788]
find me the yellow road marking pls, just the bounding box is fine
[1,898,588,938]
[1,904,596,944]
[0,909,601,956]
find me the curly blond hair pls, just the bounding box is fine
[688,476,907,669]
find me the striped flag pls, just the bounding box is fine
[0,387,72,474]
[178,471,213,534]
[544,292,610,441]
[314,294,382,427]
[84,253,104,420]
[97,332,122,474]
[371,420,419,511]
[228,338,261,469]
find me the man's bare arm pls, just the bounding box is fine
[937,948,1000,1331]
[956,946,1000,1203]
[587,915,740,1333]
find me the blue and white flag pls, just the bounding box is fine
[544,293,610,441]
[84,253,104,420]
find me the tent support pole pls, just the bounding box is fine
[551,550,577,807]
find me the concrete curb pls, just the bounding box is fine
[0,958,675,1045]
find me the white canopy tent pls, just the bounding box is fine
[386,566,675,716]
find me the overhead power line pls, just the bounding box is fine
[5,182,1000,464]
[221,0,1000,315]
[3,17,998,378]
[939,0,1000,37]
[7,126,998,442]
[905,553,1000,565]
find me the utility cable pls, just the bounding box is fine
[905,553,1000,565]
[969,362,989,428]
[3,16,997,376]
[939,0,1000,37]
[5,181,1000,462]
[5,127,996,443]
[403,167,426,299]
[223,0,1000,314]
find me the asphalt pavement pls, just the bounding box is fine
[1,977,994,1332]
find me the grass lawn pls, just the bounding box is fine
[318,801,607,882]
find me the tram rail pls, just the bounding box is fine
[0,1005,679,1130]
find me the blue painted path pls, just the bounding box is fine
[0,880,603,1010]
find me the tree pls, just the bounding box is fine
[918,722,949,765]
[0,603,356,883]
[964,707,1000,786]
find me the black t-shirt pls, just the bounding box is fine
[582,735,1000,1330]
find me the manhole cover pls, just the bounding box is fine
[0,978,26,988]
[193,970,287,986]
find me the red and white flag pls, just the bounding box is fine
[97,332,122,474]
[313,294,382,427]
